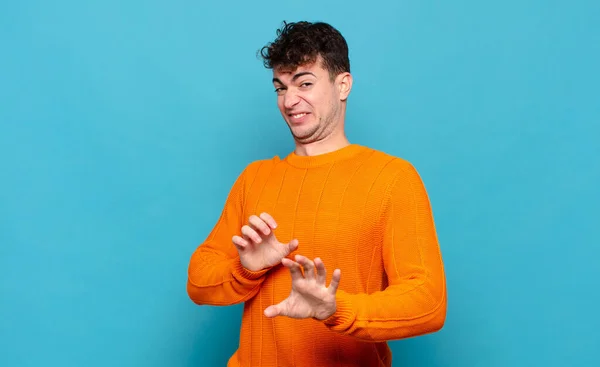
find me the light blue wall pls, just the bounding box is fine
[1,1,598,366]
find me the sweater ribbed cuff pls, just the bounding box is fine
[231,258,270,282]
[322,292,355,329]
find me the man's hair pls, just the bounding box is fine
[259,21,350,80]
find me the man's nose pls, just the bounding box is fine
[283,90,300,109]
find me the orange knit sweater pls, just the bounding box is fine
[187,144,446,367]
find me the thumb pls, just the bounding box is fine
[284,238,299,254]
[264,302,286,318]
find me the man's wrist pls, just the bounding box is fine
[232,258,270,280]
[320,293,355,328]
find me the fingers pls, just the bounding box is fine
[259,212,277,229]
[295,255,315,280]
[314,257,327,285]
[241,225,262,243]
[232,235,249,251]
[328,268,341,294]
[281,257,304,282]
[238,213,278,245]
[249,214,271,236]
[283,256,339,292]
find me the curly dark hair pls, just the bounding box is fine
[259,21,350,80]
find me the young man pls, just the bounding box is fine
[187,21,447,367]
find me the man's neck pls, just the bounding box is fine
[294,132,351,156]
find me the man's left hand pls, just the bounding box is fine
[264,255,341,320]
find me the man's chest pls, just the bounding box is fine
[242,175,386,252]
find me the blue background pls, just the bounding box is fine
[1,1,599,366]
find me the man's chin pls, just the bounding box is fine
[291,129,320,144]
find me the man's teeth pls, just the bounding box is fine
[292,113,307,118]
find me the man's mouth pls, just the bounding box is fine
[288,112,310,124]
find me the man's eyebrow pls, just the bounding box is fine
[291,71,316,81]
[272,71,317,84]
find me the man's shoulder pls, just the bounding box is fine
[361,146,428,195]
[239,155,282,177]
[362,145,418,174]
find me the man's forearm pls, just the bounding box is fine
[321,275,447,341]
[187,245,271,306]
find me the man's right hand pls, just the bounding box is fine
[232,212,299,272]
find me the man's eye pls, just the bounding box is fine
[300,83,312,87]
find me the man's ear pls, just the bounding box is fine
[337,72,353,101]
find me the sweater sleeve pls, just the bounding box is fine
[321,162,447,341]
[187,163,270,306]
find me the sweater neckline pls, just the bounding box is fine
[283,144,367,168]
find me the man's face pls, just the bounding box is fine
[272,57,349,144]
